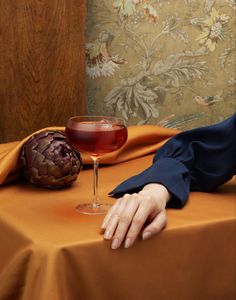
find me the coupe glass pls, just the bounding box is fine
[66,116,128,215]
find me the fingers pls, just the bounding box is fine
[101,191,168,250]
[142,210,167,241]
[110,196,140,249]
[122,196,158,249]
[101,198,121,229]
[102,194,130,240]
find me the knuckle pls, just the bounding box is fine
[139,191,151,199]
[145,196,156,206]
[144,199,154,210]
[123,193,131,198]
[126,195,139,205]
[153,220,166,232]
[132,217,144,227]
[127,227,138,237]
[152,224,162,232]
[129,194,138,201]
[139,198,153,210]
[126,235,135,242]
[139,194,152,204]
[120,214,130,224]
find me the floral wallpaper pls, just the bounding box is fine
[86,0,236,130]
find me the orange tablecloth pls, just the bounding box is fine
[0,125,178,185]
[0,125,236,299]
[0,153,235,300]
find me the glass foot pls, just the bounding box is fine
[75,203,111,215]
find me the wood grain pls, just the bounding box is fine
[0,0,86,143]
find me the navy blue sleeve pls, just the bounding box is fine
[109,113,236,208]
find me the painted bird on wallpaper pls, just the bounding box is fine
[194,92,223,123]
[86,30,127,79]
[194,93,223,106]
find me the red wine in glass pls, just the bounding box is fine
[66,122,127,156]
[66,116,128,215]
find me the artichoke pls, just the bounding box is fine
[21,130,82,189]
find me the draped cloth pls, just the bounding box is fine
[0,126,235,300]
[0,125,178,185]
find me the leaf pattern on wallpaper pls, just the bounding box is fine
[105,49,208,123]
[219,47,236,69]
[204,0,215,14]
[152,49,207,88]
[226,0,236,10]
[104,82,160,124]
[87,0,236,127]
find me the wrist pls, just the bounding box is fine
[141,183,171,206]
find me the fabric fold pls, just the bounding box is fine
[0,125,178,186]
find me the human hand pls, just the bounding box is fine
[101,183,171,250]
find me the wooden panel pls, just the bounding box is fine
[0,0,86,143]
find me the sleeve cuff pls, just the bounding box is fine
[109,157,190,208]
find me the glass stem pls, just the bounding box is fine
[92,157,99,208]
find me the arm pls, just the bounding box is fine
[110,113,236,207]
[102,114,236,249]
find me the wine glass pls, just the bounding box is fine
[66,116,128,215]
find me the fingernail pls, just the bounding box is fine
[143,232,152,240]
[104,230,111,239]
[124,238,132,249]
[111,238,119,250]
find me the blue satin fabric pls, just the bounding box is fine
[110,114,236,208]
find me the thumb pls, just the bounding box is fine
[142,210,167,240]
